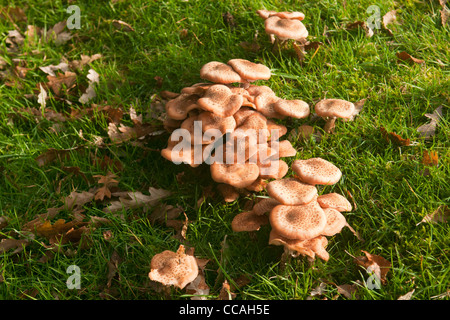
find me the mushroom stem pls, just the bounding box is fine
[323,117,336,134]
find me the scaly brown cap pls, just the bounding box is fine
[266,178,318,205]
[292,157,342,185]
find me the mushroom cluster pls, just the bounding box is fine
[257,9,308,51]
[231,157,354,262]
[161,59,311,199]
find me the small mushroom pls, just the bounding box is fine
[269,230,329,261]
[197,84,244,118]
[266,177,318,205]
[165,93,200,120]
[210,162,260,189]
[227,58,271,88]
[251,198,281,215]
[314,99,355,133]
[269,201,327,240]
[273,99,310,119]
[148,245,199,289]
[217,183,240,202]
[321,207,347,237]
[317,193,353,212]
[199,61,243,84]
[264,16,308,51]
[268,139,297,158]
[231,211,269,232]
[291,157,342,185]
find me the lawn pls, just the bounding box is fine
[0,0,448,301]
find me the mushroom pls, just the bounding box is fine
[165,93,200,120]
[266,177,318,205]
[227,58,271,88]
[321,207,347,237]
[264,15,308,52]
[269,230,329,261]
[259,159,289,180]
[197,84,244,118]
[217,183,240,202]
[231,211,269,232]
[148,245,199,289]
[314,98,355,133]
[199,61,243,84]
[251,198,281,215]
[317,193,353,212]
[269,200,327,240]
[291,157,342,185]
[273,99,310,119]
[210,162,260,189]
[268,139,297,158]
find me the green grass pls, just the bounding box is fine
[0,0,449,300]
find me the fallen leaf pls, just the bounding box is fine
[46,71,77,97]
[354,250,391,285]
[69,54,102,71]
[93,172,119,201]
[104,187,171,213]
[398,289,415,300]
[348,98,366,120]
[45,20,73,45]
[112,20,135,32]
[39,62,69,77]
[0,238,29,254]
[346,21,374,37]
[0,7,27,23]
[421,150,439,167]
[380,126,411,146]
[396,51,425,64]
[239,41,261,52]
[417,106,443,140]
[417,205,449,225]
[382,10,397,36]
[217,280,236,300]
[37,84,47,109]
[35,147,76,167]
[79,69,100,104]
[336,283,359,299]
[107,251,122,287]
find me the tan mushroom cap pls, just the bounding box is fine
[231,211,269,232]
[266,178,318,205]
[181,83,214,96]
[321,208,347,237]
[273,99,310,119]
[148,245,199,289]
[210,162,260,188]
[256,9,278,19]
[165,93,200,120]
[197,111,236,135]
[269,139,297,158]
[217,184,240,203]
[314,99,355,119]
[227,59,271,82]
[197,84,244,118]
[180,115,214,145]
[269,201,327,240]
[265,16,308,40]
[292,157,342,185]
[252,197,281,215]
[259,159,289,180]
[233,107,259,126]
[199,61,243,84]
[317,193,352,212]
[275,11,305,21]
[269,230,329,261]
[266,120,287,140]
[161,134,202,167]
[233,111,270,143]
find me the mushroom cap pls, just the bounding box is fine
[317,193,352,212]
[321,207,347,237]
[266,120,287,140]
[273,99,310,119]
[252,197,281,215]
[227,59,271,81]
[256,9,278,19]
[233,111,270,143]
[233,107,259,126]
[165,93,200,120]
[217,184,240,202]
[275,11,305,21]
[266,178,318,205]
[231,211,269,232]
[269,139,297,158]
[292,158,342,185]
[197,111,237,135]
[161,134,202,167]
[255,95,286,119]
[269,201,327,240]
[200,61,243,84]
[259,159,289,180]
[210,162,260,188]
[148,245,199,289]
[314,99,355,119]
[180,115,214,145]
[264,16,308,40]
[269,230,329,261]
[197,84,244,118]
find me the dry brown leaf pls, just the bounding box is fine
[382,10,397,36]
[39,62,69,77]
[380,126,411,146]
[46,71,77,96]
[336,283,359,299]
[112,20,135,32]
[398,289,415,300]
[421,150,439,167]
[107,250,122,288]
[217,280,236,300]
[0,216,9,230]
[396,51,425,64]
[0,238,29,254]
[417,205,449,225]
[93,172,119,201]
[417,106,443,140]
[35,147,81,167]
[354,250,391,285]
[104,187,171,213]
[346,21,374,37]
[79,69,100,104]
[45,20,72,45]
